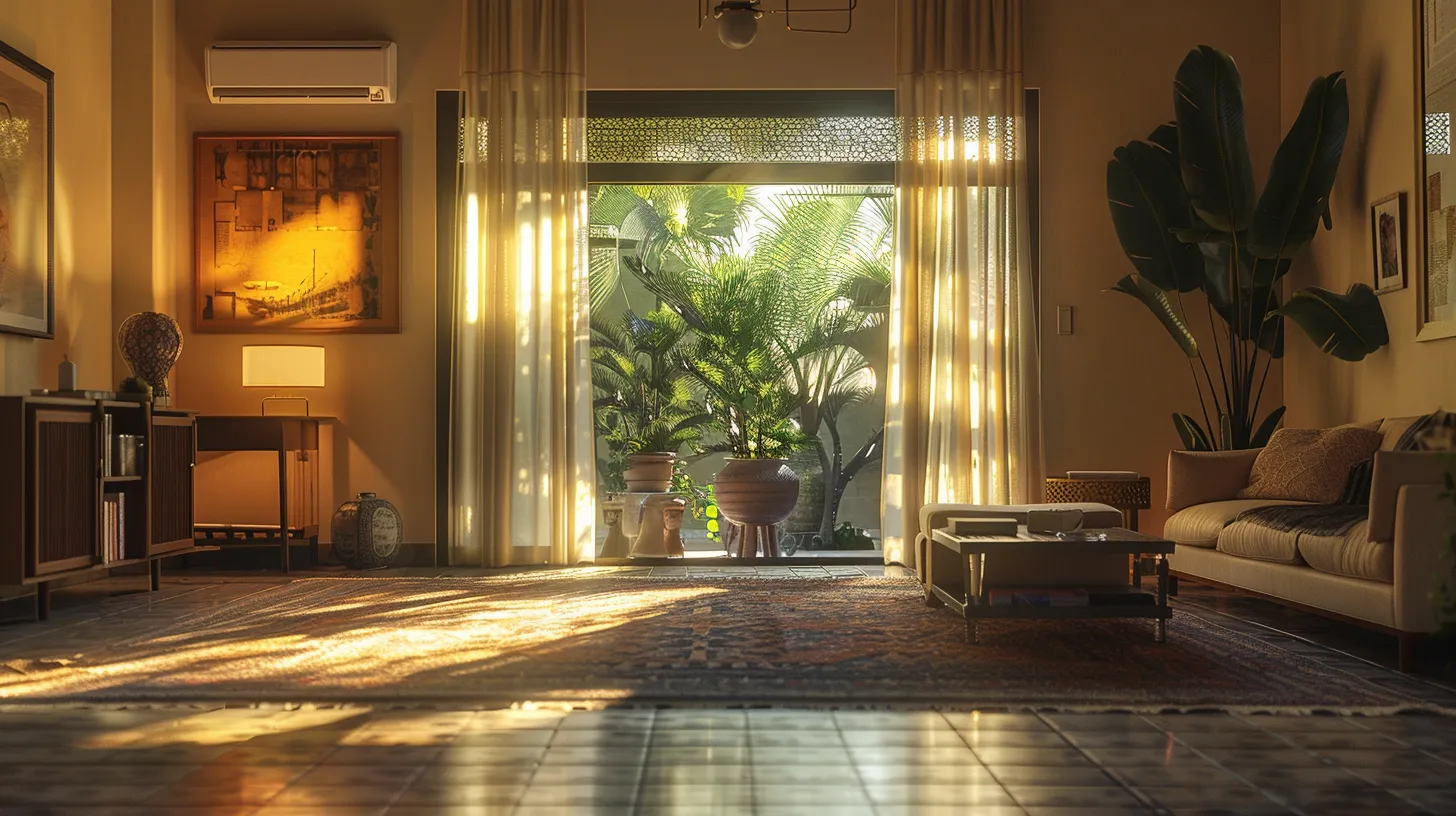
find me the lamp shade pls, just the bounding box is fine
[242,345,325,388]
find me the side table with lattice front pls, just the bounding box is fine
[1045,477,1152,531]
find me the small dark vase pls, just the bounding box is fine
[116,312,183,400]
[332,492,403,570]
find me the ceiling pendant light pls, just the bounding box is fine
[698,0,858,50]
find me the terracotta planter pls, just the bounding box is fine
[624,451,676,492]
[713,458,800,525]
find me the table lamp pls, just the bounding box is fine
[242,345,325,415]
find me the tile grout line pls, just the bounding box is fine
[1035,712,1168,815]
[837,711,880,816]
[1163,712,1322,816]
[628,708,656,815]
[509,708,566,816]
[944,711,1025,815]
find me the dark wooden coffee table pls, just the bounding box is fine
[927,525,1175,644]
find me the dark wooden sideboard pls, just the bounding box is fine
[0,396,211,619]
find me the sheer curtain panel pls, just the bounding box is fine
[450,0,594,566]
[881,0,1043,568]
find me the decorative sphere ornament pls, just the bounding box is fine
[717,7,759,49]
[116,312,183,399]
[332,492,403,570]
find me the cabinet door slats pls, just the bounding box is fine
[33,411,98,572]
[150,421,194,548]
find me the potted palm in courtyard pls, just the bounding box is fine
[591,308,711,493]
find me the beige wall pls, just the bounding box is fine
[585,0,894,90]
[1281,0,1456,428]
[172,0,459,545]
[1027,0,1282,534]
[161,0,1282,549]
[0,1,112,395]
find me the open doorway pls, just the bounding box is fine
[589,184,890,560]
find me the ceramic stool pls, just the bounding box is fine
[599,500,630,558]
[632,494,687,557]
[661,501,687,557]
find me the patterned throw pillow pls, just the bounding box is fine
[1396,409,1456,451]
[1239,427,1385,504]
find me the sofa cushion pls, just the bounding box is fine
[1164,499,1309,548]
[1239,427,1384,503]
[1378,416,1419,450]
[1218,519,1303,564]
[1296,520,1392,583]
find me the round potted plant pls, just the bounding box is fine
[708,391,810,556]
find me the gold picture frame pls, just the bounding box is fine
[0,40,53,339]
[1372,192,1408,295]
[193,134,400,333]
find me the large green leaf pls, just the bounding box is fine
[1107,141,1203,292]
[1248,73,1349,258]
[1173,413,1213,451]
[1272,283,1390,361]
[1250,405,1287,448]
[1108,274,1199,357]
[1174,46,1257,234]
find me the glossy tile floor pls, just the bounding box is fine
[0,569,1451,814]
[0,705,1454,815]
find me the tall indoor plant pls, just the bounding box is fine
[1107,45,1389,450]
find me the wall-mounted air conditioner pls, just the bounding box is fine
[206,41,397,104]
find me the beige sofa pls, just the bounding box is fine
[1163,416,1454,669]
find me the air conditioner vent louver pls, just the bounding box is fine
[206,42,396,105]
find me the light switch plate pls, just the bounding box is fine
[1057,305,1073,335]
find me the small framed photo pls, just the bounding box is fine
[1371,192,1407,295]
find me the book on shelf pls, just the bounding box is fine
[118,492,126,561]
[986,588,1089,607]
[949,517,1019,536]
[101,492,127,563]
[102,413,114,478]
[1065,470,1140,480]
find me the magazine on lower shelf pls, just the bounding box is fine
[986,588,1089,607]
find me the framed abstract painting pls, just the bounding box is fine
[0,40,53,338]
[194,135,400,333]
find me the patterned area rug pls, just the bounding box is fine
[0,575,1448,711]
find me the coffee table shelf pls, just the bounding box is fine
[928,526,1176,643]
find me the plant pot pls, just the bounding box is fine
[624,451,676,492]
[712,458,800,526]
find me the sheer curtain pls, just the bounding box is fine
[450,0,594,566]
[881,0,1042,568]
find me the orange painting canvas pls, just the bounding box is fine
[194,135,399,333]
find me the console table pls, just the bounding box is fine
[194,415,326,572]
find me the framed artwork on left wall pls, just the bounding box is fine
[0,40,53,338]
[194,135,400,333]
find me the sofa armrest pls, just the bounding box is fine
[1369,451,1448,542]
[1393,483,1456,632]
[1165,449,1262,512]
